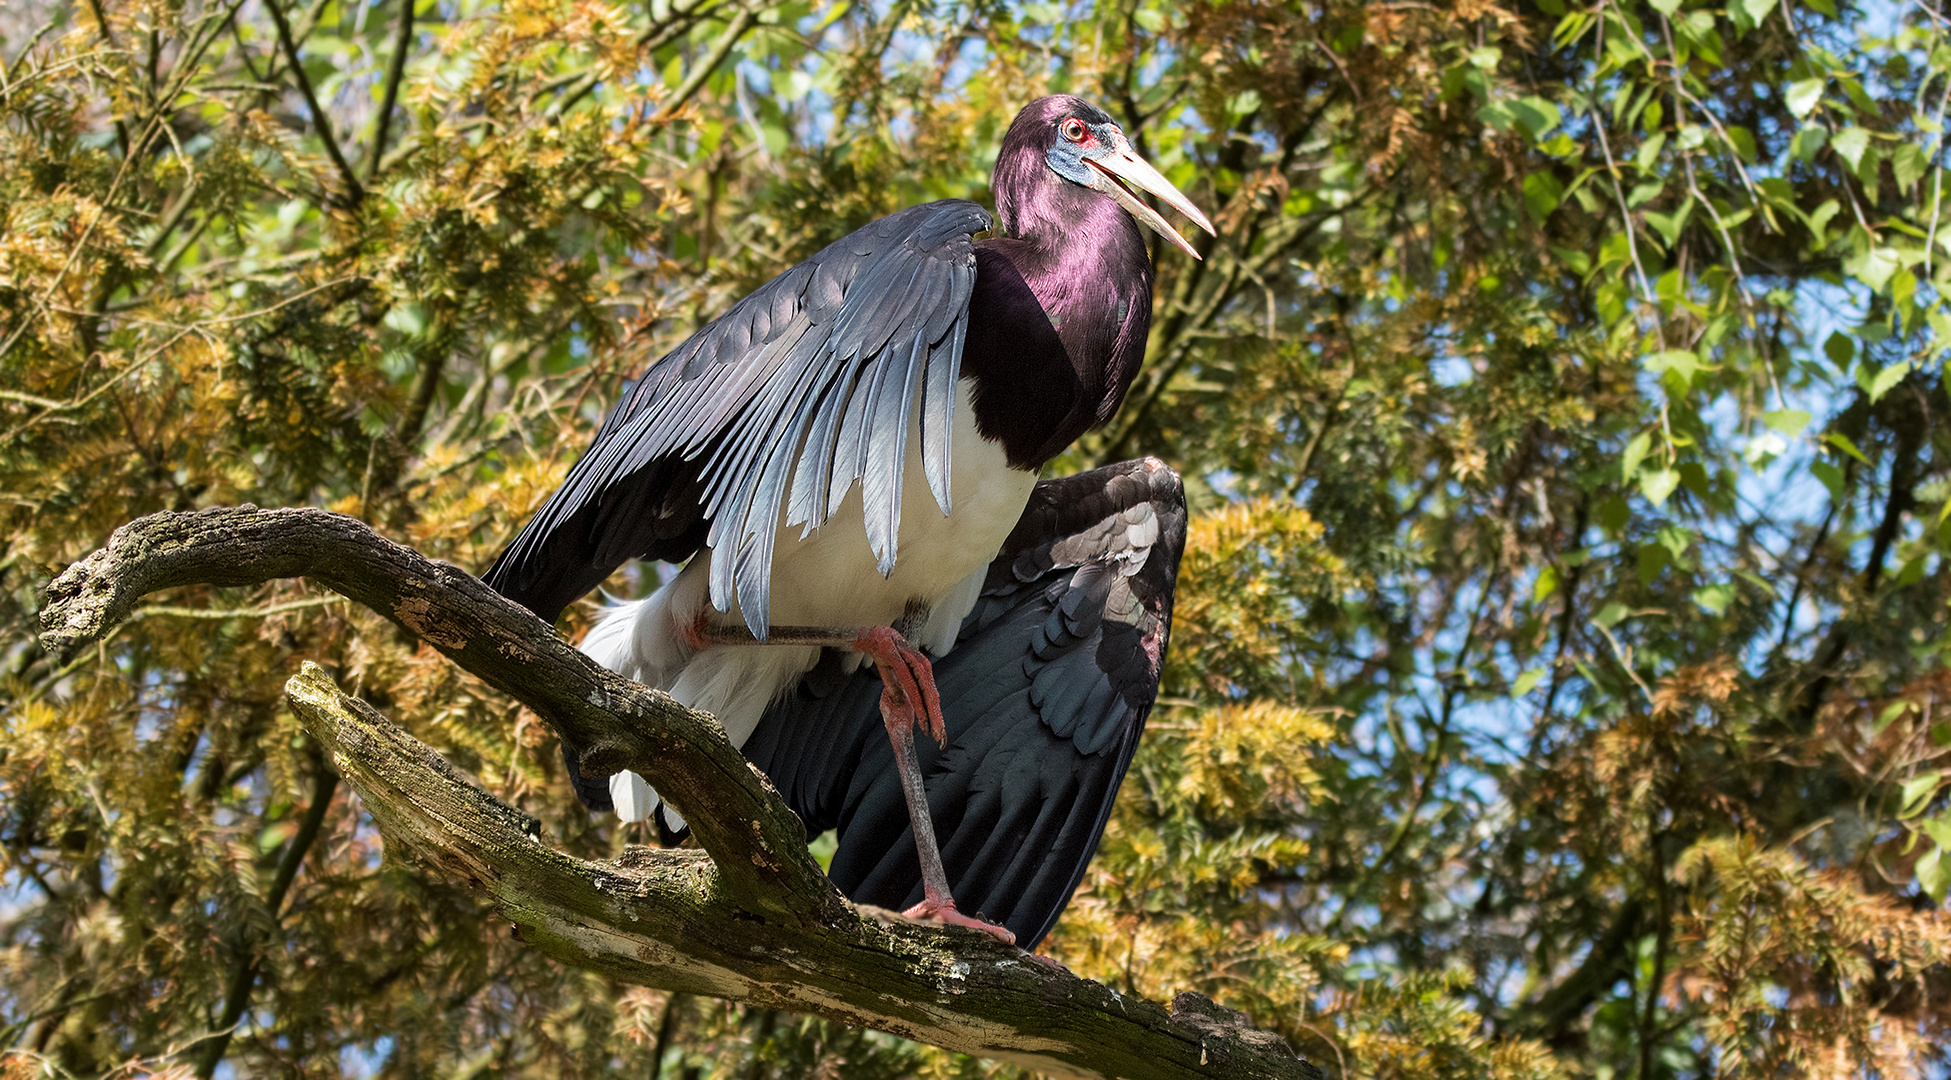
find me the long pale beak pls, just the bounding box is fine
[1085,135,1216,260]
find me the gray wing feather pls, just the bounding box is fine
[487,200,990,634]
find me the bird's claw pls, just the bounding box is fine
[853,625,947,744]
[678,610,715,654]
[902,896,1017,945]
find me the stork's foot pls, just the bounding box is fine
[851,625,946,743]
[678,610,716,654]
[903,895,1017,945]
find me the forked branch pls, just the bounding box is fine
[38,506,1319,1080]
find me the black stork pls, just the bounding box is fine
[485,95,1212,945]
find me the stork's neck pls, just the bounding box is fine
[1000,184,1156,424]
[961,185,1156,470]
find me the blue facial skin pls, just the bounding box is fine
[1043,104,1125,186]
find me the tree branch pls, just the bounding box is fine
[193,761,339,1078]
[365,0,415,183]
[654,7,759,123]
[38,506,1320,1080]
[263,0,365,207]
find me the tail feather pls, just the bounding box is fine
[564,563,811,829]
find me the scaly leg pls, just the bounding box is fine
[684,614,1015,944]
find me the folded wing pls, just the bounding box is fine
[485,200,992,631]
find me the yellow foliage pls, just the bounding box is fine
[1671,837,1951,1078]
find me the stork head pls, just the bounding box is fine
[992,95,1215,260]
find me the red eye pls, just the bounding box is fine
[1061,119,1087,142]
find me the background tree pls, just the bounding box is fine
[3,0,1948,1076]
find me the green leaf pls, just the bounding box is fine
[1745,430,1787,465]
[1843,246,1901,291]
[1513,669,1547,697]
[1529,557,1560,600]
[1825,432,1871,466]
[1622,431,1652,481]
[1823,330,1854,369]
[1805,199,1840,239]
[1469,46,1502,68]
[1723,124,1757,161]
[383,303,428,337]
[1785,78,1826,119]
[1875,700,1912,734]
[1636,131,1667,171]
[1594,602,1630,628]
[1639,541,1672,584]
[1831,126,1871,170]
[1761,409,1811,436]
[1533,564,1561,602]
[1693,584,1735,615]
[1865,360,1911,403]
[1640,468,1681,506]
[1811,459,1846,499]
[1477,101,1517,132]
[1524,172,1564,220]
[1925,809,1951,851]
[1741,0,1777,24]
[1644,348,1705,389]
[1900,771,1942,819]
[1598,496,1632,533]
[1790,125,1828,161]
[1920,847,1951,905]
[1644,204,1692,249]
[1892,143,1930,190]
[1511,96,1563,138]
[1735,570,1777,596]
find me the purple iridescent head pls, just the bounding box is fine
[991,94,1214,259]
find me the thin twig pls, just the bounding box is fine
[191,764,339,1078]
[653,7,759,123]
[365,0,416,182]
[262,0,366,206]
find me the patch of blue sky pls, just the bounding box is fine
[340,1037,394,1078]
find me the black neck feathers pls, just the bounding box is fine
[962,182,1155,471]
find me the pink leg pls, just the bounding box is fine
[687,616,1014,945]
[872,666,1015,945]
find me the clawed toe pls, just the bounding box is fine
[902,897,1017,945]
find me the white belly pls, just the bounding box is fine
[743,385,1034,634]
[579,380,1036,823]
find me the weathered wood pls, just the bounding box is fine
[39,506,1321,1080]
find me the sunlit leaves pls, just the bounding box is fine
[4,0,1950,1075]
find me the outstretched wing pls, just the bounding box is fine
[743,458,1187,948]
[486,200,992,629]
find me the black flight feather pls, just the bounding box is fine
[741,457,1187,948]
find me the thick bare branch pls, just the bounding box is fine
[37,506,1321,1080]
[37,505,824,912]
